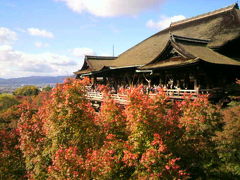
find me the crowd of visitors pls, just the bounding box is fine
[86,83,183,95]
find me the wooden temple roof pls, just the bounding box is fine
[108,3,240,68]
[75,3,240,75]
[74,55,117,75]
[86,56,117,71]
[140,57,199,70]
[171,3,238,28]
[140,35,240,70]
[74,69,92,75]
[176,39,240,66]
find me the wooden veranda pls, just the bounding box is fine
[86,89,211,105]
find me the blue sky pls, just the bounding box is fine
[0,0,236,78]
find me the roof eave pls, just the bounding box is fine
[109,65,141,70]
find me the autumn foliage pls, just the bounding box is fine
[0,78,240,179]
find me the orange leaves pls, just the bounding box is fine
[84,135,126,179]
[17,77,96,179]
[0,128,26,179]
[96,97,126,140]
[14,79,224,179]
[48,147,84,179]
[48,146,85,179]
[137,133,188,179]
[122,150,139,167]
[178,95,221,135]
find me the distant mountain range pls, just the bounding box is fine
[0,76,70,86]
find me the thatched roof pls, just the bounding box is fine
[110,3,240,68]
[176,39,240,66]
[74,56,117,75]
[140,57,199,70]
[140,34,240,70]
[74,69,92,75]
[75,3,240,75]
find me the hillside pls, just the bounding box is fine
[0,76,69,86]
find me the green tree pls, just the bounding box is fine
[13,85,40,96]
[0,95,26,179]
[0,94,19,112]
[213,105,240,178]
[42,86,52,92]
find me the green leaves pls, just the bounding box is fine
[213,106,240,176]
[13,85,40,96]
[0,94,19,112]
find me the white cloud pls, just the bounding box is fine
[0,45,80,78]
[34,41,49,48]
[71,48,96,58]
[146,15,186,30]
[27,28,54,38]
[55,0,164,17]
[0,27,17,45]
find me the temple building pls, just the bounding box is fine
[74,4,240,100]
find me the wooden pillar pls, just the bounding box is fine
[185,75,190,89]
[91,77,94,84]
[193,79,197,89]
[176,80,180,88]
[93,76,97,85]
[103,76,107,84]
[159,78,163,86]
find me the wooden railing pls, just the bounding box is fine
[163,89,211,99]
[86,89,211,105]
[87,91,128,104]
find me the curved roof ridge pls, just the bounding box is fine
[171,3,238,27]
[85,55,117,60]
[171,34,211,44]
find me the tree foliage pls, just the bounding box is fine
[0,78,239,179]
[213,106,240,177]
[0,94,19,112]
[42,86,53,92]
[0,129,26,179]
[13,85,40,96]
[0,96,25,179]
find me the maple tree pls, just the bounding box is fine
[0,78,239,179]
